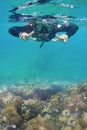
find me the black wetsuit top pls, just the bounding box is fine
[9,23,79,42]
[9,24,34,37]
[46,23,79,41]
[57,24,79,38]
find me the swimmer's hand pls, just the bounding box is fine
[20,32,29,40]
[19,31,36,41]
[53,34,68,43]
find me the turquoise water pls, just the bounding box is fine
[0,0,87,84]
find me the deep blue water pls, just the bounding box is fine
[0,0,87,84]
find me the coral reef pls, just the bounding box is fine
[0,81,87,129]
[2,106,22,127]
[79,112,87,128]
[26,114,57,130]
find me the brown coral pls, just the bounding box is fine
[79,112,87,128]
[26,114,57,130]
[2,106,22,126]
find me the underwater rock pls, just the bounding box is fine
[69,90,79,96]
[1,92,13,108]
[81,92,87,103]
[67,116,77,127]
[73,124,82,130]
[7,84,35,99]
[23,99,45,119]
[61,109,71,117]
[79,82,87,93]
[41,102,51,115]
[9,96,23,111]
[84,128,87,130]
[44,114,51,120]
[64,93,87,115]
[79,112,87,128]
[26,114,57,130]
[66,116,82,130]
[2,95,23,114]
[49,93,63,113]
[1,81,87,130]
[61,126,72,130]
[2,106,22,127]
[0,98,4,108]
[21,105,30,121]
[33,85,64,101]
[23,99,41,106]
[58,109,82,130]
[58,109,71,124]
[59,115,68,124]
[67,84,79,95]
[0,86,8,96]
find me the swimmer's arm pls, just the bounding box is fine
[52,34,68,43]
[19,31,37,41]
[52,23,79,43]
